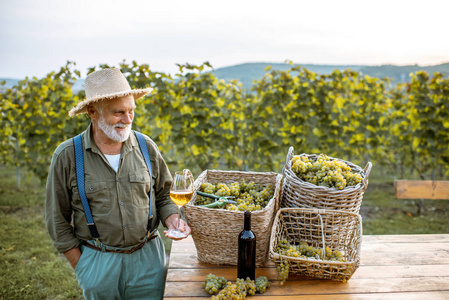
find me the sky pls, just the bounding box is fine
[1,0,449,79]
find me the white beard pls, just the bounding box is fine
[98,116,132,142]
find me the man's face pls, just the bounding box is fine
[92,95,136,142]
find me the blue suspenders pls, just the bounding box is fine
[74,135,100,240]
[134,131,154,232]
[73,131,153,243]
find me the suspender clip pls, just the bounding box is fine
[92,238,106,252]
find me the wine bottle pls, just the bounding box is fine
[237,210,256,280]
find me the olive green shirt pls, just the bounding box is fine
[45,124,178,253]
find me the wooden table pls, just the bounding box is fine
[164,234,449,299]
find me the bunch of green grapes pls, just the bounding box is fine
[197,180,275,212]
[291,154,362,189]
[212,280,246,300]
[239,180,255,193]
[275,239,349,283]
[255,276,269,293]
[203,273,228,295]
[196,183,217,206]
[242,277,256,296]
[229,181,240,197]
[276,239,346,262]
[216,183,232,197]
[276,259,289,285]
[205,275,269,299]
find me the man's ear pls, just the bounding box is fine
[87,104,96,119]
[87,104,98,120]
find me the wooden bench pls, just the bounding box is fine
[394,180,449,214]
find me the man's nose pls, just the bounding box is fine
[122,113,133,124]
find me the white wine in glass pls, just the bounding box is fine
[167,169,194,239]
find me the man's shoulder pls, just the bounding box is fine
[53,128,89,158]
[53,137,75,157]
[134,131,159,152]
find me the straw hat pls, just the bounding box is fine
[68,68,153,117]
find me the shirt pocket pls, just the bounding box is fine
[129,172,153,208]
[72,181,111,215]
[85,181,110,215]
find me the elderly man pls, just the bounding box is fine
[45,68,190,299]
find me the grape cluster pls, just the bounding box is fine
[204,274,270,299]
[196,180,275,212]
[274,239,346,284]
[276,239,346,262]
[255,276,269,293]
[203,273,228,295]
[276,259,289,285]
[291,154,362,189]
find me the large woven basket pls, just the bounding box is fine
[183,170,283,266]
[269,207,362,282]
[281,147,372,213]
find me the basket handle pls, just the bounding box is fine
[282,146,294,175]
[362,162,372,186]
[316,209,326,260]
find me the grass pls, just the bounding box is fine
[0,166,82,299]
[1,210,82,299]
[361,181,449,235]
[358,166,449,235]
[0,165,448,298]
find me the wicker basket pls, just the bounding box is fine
[183,170,283,266]
[269,207,362,282]
[281,147,372,213]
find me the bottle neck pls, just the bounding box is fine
[244,210,251,231]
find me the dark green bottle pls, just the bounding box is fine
[237,210,256,280]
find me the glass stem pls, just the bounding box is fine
[177,205,181,231]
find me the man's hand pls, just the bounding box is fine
[164,214,191,240]
[64,247,82,269]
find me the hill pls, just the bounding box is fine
[211,63,362,90]
[211,62,449,90]
[2,62,448,92]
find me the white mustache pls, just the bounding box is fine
[114,123,129,129]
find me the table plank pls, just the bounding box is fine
[166,291,449,300]
[362,234,449,243]
[166,264,449,282]
[167,249,449,268]
[164,277,449,297]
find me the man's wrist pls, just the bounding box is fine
[64,247,82,269]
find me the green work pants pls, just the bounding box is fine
[75,235,167,300]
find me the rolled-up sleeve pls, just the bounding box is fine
[45,146,81,253]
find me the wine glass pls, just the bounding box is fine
[167,169,194,239]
